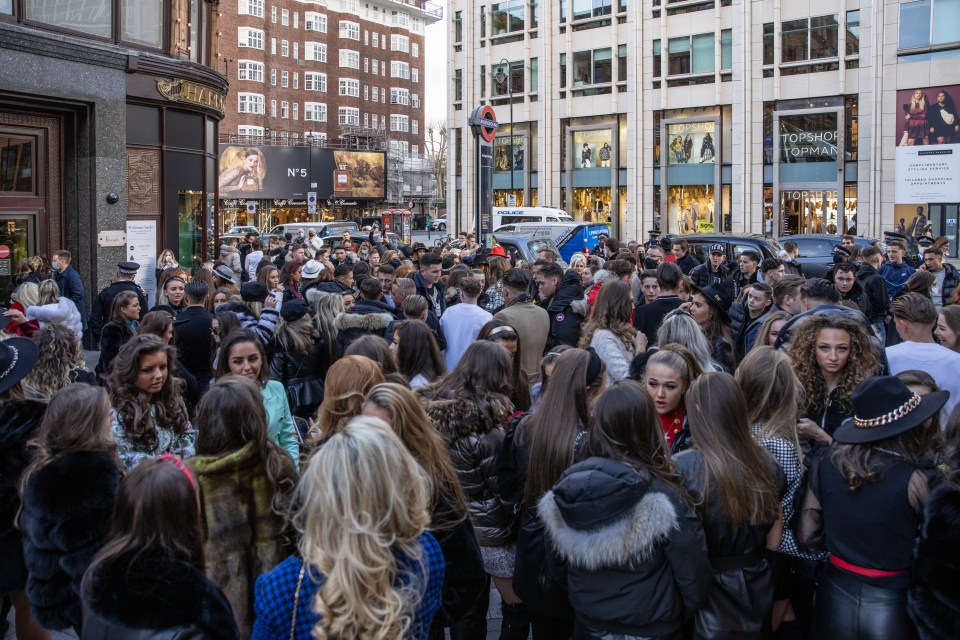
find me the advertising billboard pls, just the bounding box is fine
[895,84,960,204]
[217,145,311,199]
[667,121,717,165]
[573,130,613,169]
[332,151,386,199]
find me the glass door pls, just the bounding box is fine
[0,214,36,306]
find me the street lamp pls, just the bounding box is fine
[493,58,514,201]
[327,194,337,221]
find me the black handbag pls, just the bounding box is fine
[285,376,324,418]
[432,516,487,625]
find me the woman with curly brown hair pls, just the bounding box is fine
[107,334,194,470]
[24,324,97,395]
[788,314,879,447]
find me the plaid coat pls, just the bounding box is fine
[251,531,444,640]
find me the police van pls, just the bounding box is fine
[492,221,610,262]
[492,207,573,228]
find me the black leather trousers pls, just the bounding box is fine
[812,564,918,640]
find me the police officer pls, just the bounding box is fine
[90,262,148,341]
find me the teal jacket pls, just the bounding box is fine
[261,380,300,468]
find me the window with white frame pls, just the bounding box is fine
[412,68,419,83]
[364,113,369,126]
[271,38,276,54]
[239,0,264,17]
[339,20,360,40]
[412,94,420,107]
[339,49,360,68]
[238,93,265,114]
[270,68,277,85]
[390,114,409,132]
[238,125,265,136]
[237,60,264,82]
[293,12,298,28]
[293,43,298,59]
[364,30,369,45]
[281,9,289,25]
[339,78,360,96]
[281,40,289,56]
[363,85,369,100]
[339,107,360,125]
[270,99,277,116]
[372,88,378,102]
[305,12,327,32]
[381,115,385,128]
[281,101,289,118]
[392,10,410,27]
[381,87,385,102]
[364,58,369,72]
[271,5,276,22]
[412,43,419,58]
[293,72,299,88]
[382,34,387,49]
[293,103,299,120]
[305,72,327,91]
[391,61,410,79]
[304,102,327,121]
[372,59,378,75]
[412,120,418,134]
[239,27,264,49]
[305,130,327,142]
[305,41,327,62]
[281,71,289,87]
[390,87,410,105]
[391,34,410,52]
[373,32,379,47]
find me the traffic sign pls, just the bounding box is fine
[0,245,9,259]
[246,202,256,214]
[469,105,499,143]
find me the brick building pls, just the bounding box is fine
[220,0,440,155]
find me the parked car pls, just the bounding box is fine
[494,222,610,262]
[226,226,260,236]
[262,221,359,244]
[666,233,782,267]
[322,232,401,251]
[428,217,448,232]
[777,234,882,279]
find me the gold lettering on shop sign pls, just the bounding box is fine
[156,79,226,115]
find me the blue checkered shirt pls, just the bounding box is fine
[250,531,444,640]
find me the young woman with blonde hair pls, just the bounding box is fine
[251,416,444,640]
[24,324,97,395]
[363,383,487,633]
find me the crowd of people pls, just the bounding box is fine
[1,225,960,640]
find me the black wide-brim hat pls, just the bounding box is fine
[0,337,38,395]
[833,376,949,444]
[690,282,733,323]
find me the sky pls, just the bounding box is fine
[423,12,448,127]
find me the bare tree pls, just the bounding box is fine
[425,120,447,204]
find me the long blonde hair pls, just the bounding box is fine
[38,279,60,305]
[296,416,431,640]
[15,281,40,308]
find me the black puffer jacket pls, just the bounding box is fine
[20,450,121,631]
[540,457,711,638]
[421,394,515,547]
[267,337,332,417]
[0,400,47,539]
[540,270,584,349]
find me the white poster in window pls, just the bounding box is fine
[126,220,158,309]
[895,144,960,203]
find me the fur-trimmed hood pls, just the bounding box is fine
[539,457,678,571]
[83,555,239,640]
[335,309,394,332]
[419,393,513,439]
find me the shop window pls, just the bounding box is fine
[0,136,34,193]
[491,0,525,36]
[653,111,662,166]
[239,27,264,50]
[304,102,327,122]
[899,0,960,55]
[781,15,839,63]
[666,185,716,235]
[845,95,858,161]
[237,60,264,82]
[25,0,111,37]
[492,61,525,95]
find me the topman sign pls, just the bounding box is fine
[780,130,839,160]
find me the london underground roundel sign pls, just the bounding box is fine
[469,105,499,143]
